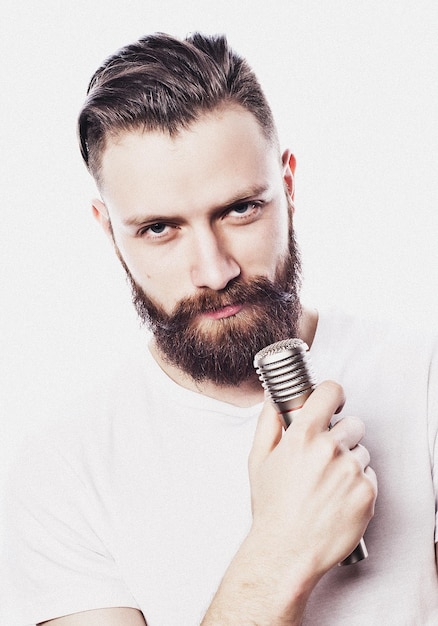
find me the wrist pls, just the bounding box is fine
[238,526,321,613]
[203,526,322,625]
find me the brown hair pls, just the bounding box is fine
[78,32,278,183]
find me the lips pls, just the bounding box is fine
[201,304,243,320]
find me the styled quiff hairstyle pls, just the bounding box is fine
[78,32,278,183]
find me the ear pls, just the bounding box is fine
[92,198,113,240]
[281,150,296,200]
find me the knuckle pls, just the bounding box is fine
[335,416,366,446]
[321,434,343,460]
[365,467,378,497]
[361,447,371,467]
[319,379,344,397]
[350,456,364,480]
[357,468,378,504]
[316,380,346,412]
[349,415,366,437]
[361,483,377,515]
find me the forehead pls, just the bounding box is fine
[99,106,282,214]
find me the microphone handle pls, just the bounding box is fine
[340,538,368,565]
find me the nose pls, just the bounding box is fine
[189,229,241,290]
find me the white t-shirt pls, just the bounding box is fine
[2,310,438,625]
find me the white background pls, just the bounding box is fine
[1,0,437,490]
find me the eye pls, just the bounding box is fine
[226,201,263,221]
[232,204,252,215]
[149,223,167,234]
[137,222,173,240]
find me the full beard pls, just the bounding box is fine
[118,231,302,387]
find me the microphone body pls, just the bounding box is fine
[254,338,367,566]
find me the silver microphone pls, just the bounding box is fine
[253,338,367,566]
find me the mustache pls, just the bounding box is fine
[148,276,296,332]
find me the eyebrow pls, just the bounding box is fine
[121,183,271,227]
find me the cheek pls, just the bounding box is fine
[115,233,163,279]
[248,222,289,276]
[115,238,191,309]
[113,238,152,282]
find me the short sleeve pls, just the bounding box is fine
[0,435,139,626]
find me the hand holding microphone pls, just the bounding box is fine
[253,338,373,567]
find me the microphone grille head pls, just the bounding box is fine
[254,338,307,363]
[253,338,317,411]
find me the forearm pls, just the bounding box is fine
[202,387,377,625]
[201,528,319,626]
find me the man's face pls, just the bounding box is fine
[96,106,301,385]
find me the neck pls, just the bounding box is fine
[149,306,318,408]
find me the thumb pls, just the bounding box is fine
[248,399,283,475]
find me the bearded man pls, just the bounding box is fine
[2,32,438,626]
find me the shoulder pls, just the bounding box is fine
[6,347,159,493]
[315,307,438,364]
[312,308,438,422]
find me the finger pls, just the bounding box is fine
[296,380,346,433]
[249,400,283,473]
[330,416,365,450]
[365,465,378,494]
[350,443,371,469]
